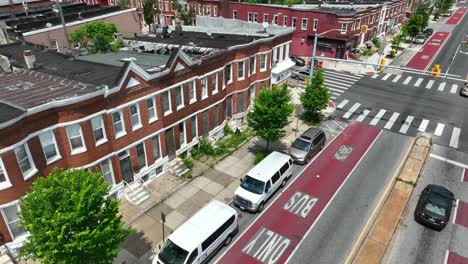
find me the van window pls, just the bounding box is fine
[201,215,235,251]
[265,181,271,193]
[187,250,198,264]
[313,133,324,145]
[280,162,289,175]
[289,159,293,166]
[271,172,281,184]
[159,239,189,264]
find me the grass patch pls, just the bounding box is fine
[397,177,417,187]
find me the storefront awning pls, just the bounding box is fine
[271,58,296,75]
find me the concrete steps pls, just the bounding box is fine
[124,181,150,205]
[0,254,14,264]
[168,157,189,177]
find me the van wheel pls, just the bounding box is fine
[224,235,233,246]
[281,179,287,188]
[257,202,265,213]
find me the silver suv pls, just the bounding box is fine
[288,127,326,164]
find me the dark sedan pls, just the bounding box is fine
[414,184,455,231]
[290,55,305,66]
[423,28,434,37]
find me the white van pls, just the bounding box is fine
[233,151,293,212]
[153,200,238,264]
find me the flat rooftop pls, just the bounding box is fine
[76,51,171,72]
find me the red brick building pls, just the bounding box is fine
[0,17,293,250]
[229,0,407,58]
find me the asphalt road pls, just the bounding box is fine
[382,144,468,264]
[287,128,413,264]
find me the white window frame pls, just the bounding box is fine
[100,159,116,186]
[66,124,87,155]
[250,56,256,75]
[91,115,108,146]
[14,144,36,180]
[198,4,202,15]
[263,14,269,23]
[233,10,237,19]
[178,122,187,148]
[253,13,258,22]
[0,158,12,190]
[146,97,158,123]
[237,61,245,81]
[135,142,148,172]
[162,91,173,116]
[301,18,308,30]
[351,21,355,31]
[226,63,233,84]
[176,85,185,110]
[283,16,288,26]
[292,17,297,27]
[357,18,361,28]
[248,12,252,22]
[188,80,197,104]
[273,15,279,25]
[152,134,162,162]
[201,77,208,99]
[260,54,267,72]
[112,110,126,139]
[39,131,61,164]
[212,73,218,94]
[206,6,211,16]
[0,201,27,240]
[313,19,318,31]
[129,104,142,131]
[213,6,217,16]
[50,39,58,51]
[341,23,347,34]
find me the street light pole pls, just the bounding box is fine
[309,33,318,80]
[54,0,71,50]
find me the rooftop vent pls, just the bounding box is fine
[23,50,35,69]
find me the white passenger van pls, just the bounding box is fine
[153,200,238,264]
[234,151,293,212]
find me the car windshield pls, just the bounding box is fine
[240,176,265,195]
[292,138,311,152]
[424,193,449,217]
[416,36,425,40]
[158,239,189,264]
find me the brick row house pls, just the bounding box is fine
[0,17,293,250]
[229,0,407,58]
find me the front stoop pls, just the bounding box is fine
[168,157,189,177]
[124,181,151,205]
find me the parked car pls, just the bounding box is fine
[423,28,434,37]
[290,55,306,66]
[290,70,309,81]
[233,151,293,212]
[460,82,468,97]
[443,11,452,17]
[414,184,455,231]
[288,127,326,164]
[153,200,238,264]
[414,34,427,44]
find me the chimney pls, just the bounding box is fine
[23,50,35,69]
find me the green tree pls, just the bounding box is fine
[70,21,119,53]
[143,0,155,27]
[19,168,131,264]
[402,14,422,39]
[414,3,430,30]
[300,68,330,122]
[247,84,294,151]
[116,0,130,8]
[172,0,195,25]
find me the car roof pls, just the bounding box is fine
[300,127,324,141]
[167,200,237,252]
[247,151,291,182]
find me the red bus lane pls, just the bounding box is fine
[406,32,450,71]
[216,123,381,264]
[446,7,467,25]
[446,251,468,264]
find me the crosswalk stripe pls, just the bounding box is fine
[418,119,429,132]
[326,83,349,90]
[438,82,446,91]
[450,84,458,94]
[324,76,355,84]
[434,123,445,136]
[328,87,346,93]
[403,76,412,85]
[382,73,392,81]
[426,80,434,89]
[392,75,402,83]
[371,74,379,79]
[384,112,400,130]
[356,109,370,122]
[325,79,352,87]
[331,96,337,100]
[450,127,461,148]
[337,99,349,109]
[414,78,423,87]
[370,109,387,125]
[399,116,414,134]
[331,92,341,96]
[324,71,361,80]
[343,103,361,119]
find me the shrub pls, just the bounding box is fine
[372,37,381,48]
[182,157,193,169]
[223,124,233,135]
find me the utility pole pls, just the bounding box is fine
[309,33,318,80]
[54,0,71,50]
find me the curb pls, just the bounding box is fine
[346,136,431,264]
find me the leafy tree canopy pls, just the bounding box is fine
[19,168,131,264]
[300,68,330,121]
[247,84,294,150]
[70,21,120,53]
[143,0,156,26]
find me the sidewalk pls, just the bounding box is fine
[114,116,312,264]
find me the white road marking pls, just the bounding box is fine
[337,100,349,109]
[371,74,379,79]
[370,109,387,126]
[430,153,468,169]
[332,92,341,96]
[449,127,461,148]
[418,119,429,132]
[331,96,337,100]
[328,87,346,93]
[444,250,449,264]
[356,109,370,122]
[382,73,392,80]
[438,82,446,91]
[324,75,356,84]
[324,71,361,80]
[434,123,445,136]
[384,112,400,130]
[403,76,413,85]
[426,80,434,89]
[450,84,458,94]
[399,116,414,134]
[453,199,460,224]
[414,78,423,87]
[326,83,349,90]
[392,75,401,83]
[343,103,361,119]
[325,79,352,87]
[461,168,466,182]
